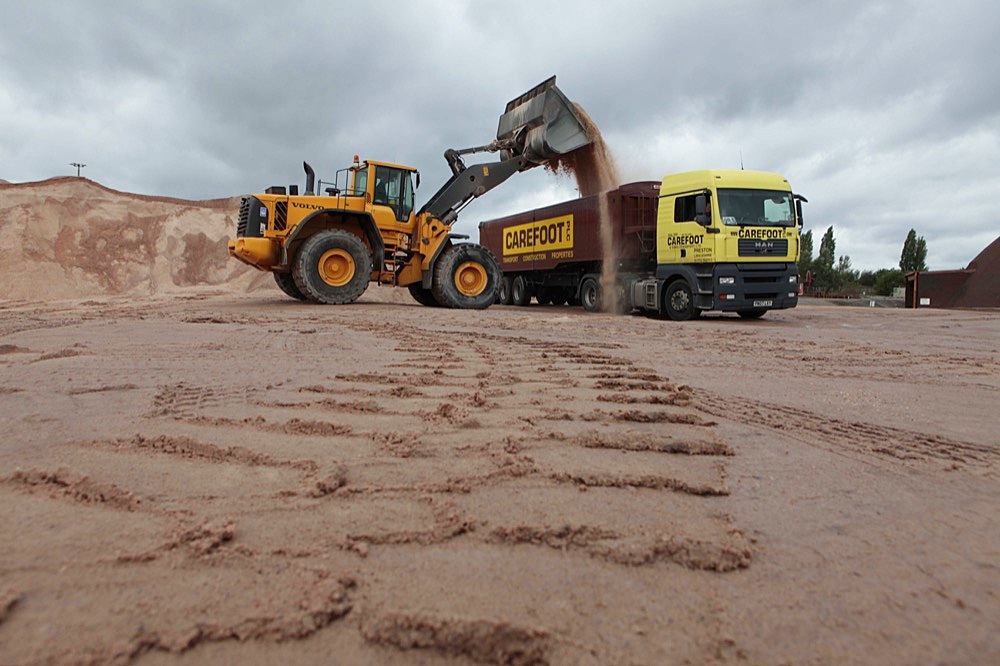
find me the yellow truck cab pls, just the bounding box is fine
[653,169,804,319]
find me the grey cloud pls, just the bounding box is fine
[1,0,997,271]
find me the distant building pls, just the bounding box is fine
[905,236,1000,308]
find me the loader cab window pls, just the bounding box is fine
[373,166,415,222]
[351,167,368,196]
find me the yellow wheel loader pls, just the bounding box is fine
[228,76,592,308]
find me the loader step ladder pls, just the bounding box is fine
[377,241,409,286]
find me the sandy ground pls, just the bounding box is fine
[0,291,997,665]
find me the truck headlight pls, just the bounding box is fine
[719,277,735,285]
[789,275,798,283]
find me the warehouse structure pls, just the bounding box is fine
[906,236,1000,308]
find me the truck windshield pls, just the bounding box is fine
[718,189,795,227]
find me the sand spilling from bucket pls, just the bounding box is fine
[545,105,621,312]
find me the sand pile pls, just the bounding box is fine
[0,178,263,301]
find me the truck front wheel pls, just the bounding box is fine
[664,280,698,321]
[432,243,501,309]
[293,230,371,304]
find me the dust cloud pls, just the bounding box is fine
[545,105,622,312]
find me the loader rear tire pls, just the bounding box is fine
[292,230,371,304]
[273,271,309,301]
[432,243,501,309]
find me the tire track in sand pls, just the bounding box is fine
[692,389,998,473]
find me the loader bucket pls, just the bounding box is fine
[496,76,592,165]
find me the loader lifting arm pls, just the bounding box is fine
[419,76,592,225]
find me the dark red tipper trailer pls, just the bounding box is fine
[478,182,660,306]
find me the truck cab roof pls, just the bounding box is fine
[661,169,792,193]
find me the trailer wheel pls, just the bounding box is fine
[497,276,513,305]
[293,230,371,304]
[273,271,309,301]
[511,275,531,306]
[432,243,501,309]
[408,283,441,307]
[580,277,601,312]
[738,309,767,320]
[664,280,697,321]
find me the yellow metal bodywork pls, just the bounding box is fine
[655,170,800,266]
[228,236,279,269]
[227,158,454,287]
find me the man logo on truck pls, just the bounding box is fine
[503,215,574,256]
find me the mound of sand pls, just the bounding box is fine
[0,178,264,301]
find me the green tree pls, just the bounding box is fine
[835,255,858,286]
[874,268,904,296]
[900,229,929,272]
[798,229,814,276]
[814,226,837,291]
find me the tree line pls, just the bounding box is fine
[798,227,928,296]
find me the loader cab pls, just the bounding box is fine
[372,164,416,223]
[348,160,418,229]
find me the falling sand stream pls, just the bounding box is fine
[546,105,622,312]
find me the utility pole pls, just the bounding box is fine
[70,162,86,177]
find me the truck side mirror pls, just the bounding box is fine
[694,193,710,226]
[794,194,807,227]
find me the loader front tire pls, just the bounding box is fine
[408,283,441,307]
[432,243,501,309]
[293,230,371,304]
[273,271,309,301]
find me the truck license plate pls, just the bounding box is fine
[753,300,773,307]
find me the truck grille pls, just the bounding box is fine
[738,238,788,257]
[237,197,250,236]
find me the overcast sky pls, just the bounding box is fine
[2,0,998,271]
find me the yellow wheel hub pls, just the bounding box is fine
[318,248,355,287]
[454,261,488,297]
